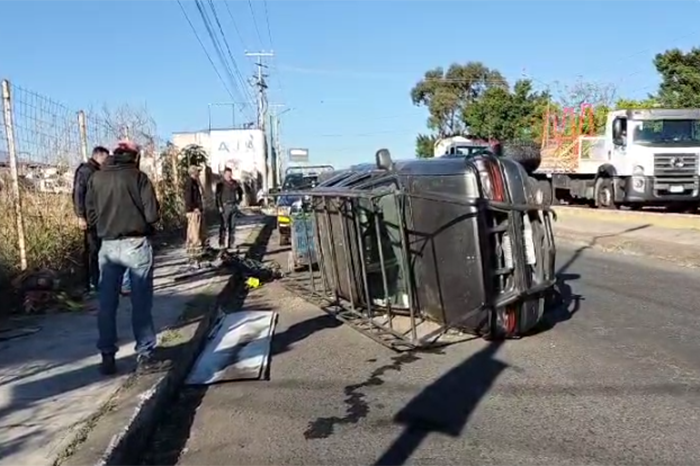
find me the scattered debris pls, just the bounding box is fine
[185,310,278,385]
[11,268,84,314]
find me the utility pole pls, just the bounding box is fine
[269,104,286,189]
[245,51,273,130]
[271,106,291,187]
[245,50,274,194]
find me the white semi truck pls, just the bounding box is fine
[532,108,700,210]
[434,108,700,210]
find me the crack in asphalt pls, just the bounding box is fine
[303,352,421,440]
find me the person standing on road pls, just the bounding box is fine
[214,167,243,250]
[72,146,109,293]
[85,140,160,375]
[183,165,206,264]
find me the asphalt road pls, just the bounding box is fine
[142,234,700,466]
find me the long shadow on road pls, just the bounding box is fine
[373,341,507,465]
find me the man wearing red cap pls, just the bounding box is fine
[85,140,160,375]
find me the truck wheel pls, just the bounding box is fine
[527,177,553,206]
[538,180,553,206]
[595,177,617,209]
[499,140,541,174]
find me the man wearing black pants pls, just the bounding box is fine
[73,146,109,293]
[214,167,243,250]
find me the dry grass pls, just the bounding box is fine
[0,177,186,315]
[0,189,82,287]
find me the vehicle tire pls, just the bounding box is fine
[538,180,553,206]
[485,306,518,341]
[499,140,542,174]
[595,177,617,209]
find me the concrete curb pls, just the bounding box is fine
[554,206,700,231]
[66,218,273,466]
[554,225,700,268]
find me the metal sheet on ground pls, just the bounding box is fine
[186,310,278,385]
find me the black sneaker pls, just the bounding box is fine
[100,353,117,375]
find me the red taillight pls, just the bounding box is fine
[485,159,506,202]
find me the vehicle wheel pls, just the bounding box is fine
[500,140,541,174]
[595,177,617,209]
[484,305,518,341]
[541,180,554,206]
[527,177,553,206]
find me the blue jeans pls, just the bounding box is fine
[121,269,131,292]
[97,237,156,357]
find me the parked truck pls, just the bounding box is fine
[435,106,700,210]
[528,106,700,210]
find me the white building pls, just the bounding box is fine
[172,128,268,205]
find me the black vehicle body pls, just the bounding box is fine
[285,150,557,345]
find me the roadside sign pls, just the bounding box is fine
[288,148,309,163]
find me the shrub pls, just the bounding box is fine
[0,168,186,316]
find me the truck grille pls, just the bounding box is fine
[654,153,698,181]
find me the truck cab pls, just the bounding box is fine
[602,108,700,207]
[535,106,700,209]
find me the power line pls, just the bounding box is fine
[247,0,265,48]
[223,1,250,52]
[193,0,244,101]
[261,0,287,105]
[176,0,235,100]
[195,0,252,122]
[262,0,274,49]
[206,0,255,110]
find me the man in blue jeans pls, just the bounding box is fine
[85,140,160,375]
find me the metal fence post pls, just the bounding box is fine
[2,79,28,271]
[78,110,88,162]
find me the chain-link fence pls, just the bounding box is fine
[0,78,178,295]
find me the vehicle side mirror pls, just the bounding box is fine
[375,148,394,170]
[268,187,279,194]
[612,119,625,146]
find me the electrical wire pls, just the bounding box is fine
[262,0,274,49]
[193,0,244,101]
[262,0,287,105]
[195,0,262,124]
[176,0,235,100]
[247,0,265,49]
[223,0,250,52]
[206,0,256,111]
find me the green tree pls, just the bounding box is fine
[653,47,700,108]
[178,144,208,172]
[615,98,658,109]
[463,79,551,141]
[415,134,437,158]
[410,62,507,140]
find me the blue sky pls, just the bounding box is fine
[1,0,699,168]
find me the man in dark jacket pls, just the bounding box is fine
[183,165,206,262]
[214,167,243,250]
[85,141,160,375]
[73,146,109,292]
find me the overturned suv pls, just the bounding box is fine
[303,146,557,341]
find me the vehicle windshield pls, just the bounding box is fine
[446,144,490,157]
[282,174,318,191]
[632,119,700,146]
